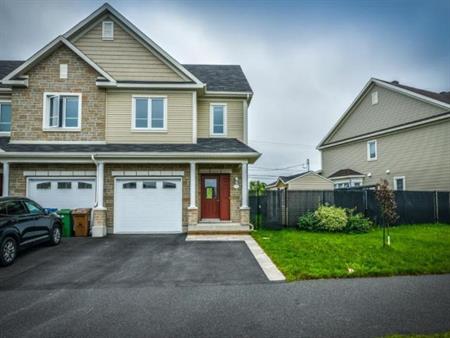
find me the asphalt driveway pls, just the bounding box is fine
[0,235,268,290]
[1,235,449,337]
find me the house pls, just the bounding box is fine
[266,171,333,190]
[318,78,450,191]
[0,3,260,236]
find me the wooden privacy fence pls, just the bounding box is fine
[249,190,450,228]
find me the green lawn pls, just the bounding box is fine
[252,224,450,281]
[385,333,450,338]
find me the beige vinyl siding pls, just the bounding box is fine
[288,174,334,191]
[72,16,185,82]
[197,98,244,141]
[327,84,447,143]
[321,119,450,191]
[106,90,193,143]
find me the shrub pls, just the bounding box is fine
[315,205,347,232]
[298,212,319,231]
[345,210,373,233]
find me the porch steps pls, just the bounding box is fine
[187,223,252,235]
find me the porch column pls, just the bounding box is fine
[240,162,250,226]
[187,161,199,226]
[241,162,248,208]
[2,161,9,196]
[92,161,107,237]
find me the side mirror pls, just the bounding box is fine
[43,209,50,215]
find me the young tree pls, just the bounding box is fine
[249,181,266,228]
[375,179,399,247]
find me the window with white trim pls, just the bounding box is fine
[367,140,377,161]
[132,96,167,130]
[102,21,114,40]
[0,102,11,132]
[394,176,405,191]
[43,93,81,130]
[210,103,227,136]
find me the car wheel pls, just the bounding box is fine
[49,226,62,246]
[1,237,17,266]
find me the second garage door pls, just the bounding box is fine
[114,178,182,234]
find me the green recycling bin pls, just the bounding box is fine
[57,209,73,237]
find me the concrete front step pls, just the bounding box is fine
[187,223,252,234]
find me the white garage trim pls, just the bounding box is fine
[23,170,96,176]
[111,170,184,177]
[113,176,183,234]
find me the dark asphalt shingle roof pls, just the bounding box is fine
[0,60,25,87]
[328,169,363,178]
[0,137,258,154]
[377,79,450,104]
[0,61,251,93]
[280,171,311,183]
[183,64,252,93]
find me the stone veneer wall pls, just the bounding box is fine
[9,163,96,197]
[10,45,106,141]
[104,163,190,233]
[196,163,242,223]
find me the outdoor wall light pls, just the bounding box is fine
[386,169,390,174]
[367,172,372,177]
[234,177,240,189]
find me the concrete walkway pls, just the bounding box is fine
[186,234,286,281]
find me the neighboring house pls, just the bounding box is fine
[266,171,334,191]
[0,3,260,236]
[318,78,450,191]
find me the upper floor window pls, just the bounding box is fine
[394,176,405,191]
[367,140,377,161]
[210,103,227,136]
[102,21,114,40]
[132,96,167,131]
[0,101,11,133]
[43,93,81,130]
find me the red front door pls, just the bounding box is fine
[201,174,230,220]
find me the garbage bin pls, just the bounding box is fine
[57,209,73,237]
[72,208,91,237]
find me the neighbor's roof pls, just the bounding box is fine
[0,60,251,93]
[328,169,364,178]
[183,64,252,93]
[0,61,24,87]
[267,171,310,187]
[376,79,450,104]
[0,137,258,154]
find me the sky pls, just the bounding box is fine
[1,0,449,183]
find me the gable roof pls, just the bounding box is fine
[267,171,332,187]
[1,36,116,84]
[183,65,252,93]
[318,78,450,149]
[377,79,450,104]
[328,169,364,179]
[63,3,203,86]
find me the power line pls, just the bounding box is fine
[250,163,307,171]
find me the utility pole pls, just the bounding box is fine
[306,158,310,172]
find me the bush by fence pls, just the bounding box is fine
[249,190,450,228]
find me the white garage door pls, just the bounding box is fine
[28,178,96,210]
[114,178,182,234]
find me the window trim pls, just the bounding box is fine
[131,95,168,132]
[0,100,12,136]
[209,103,227,136]
[393,176,406,191]
[42,92,82,132]
[367,139,377,161]
[102,21,114,40]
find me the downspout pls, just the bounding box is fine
[91,154,99,209]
